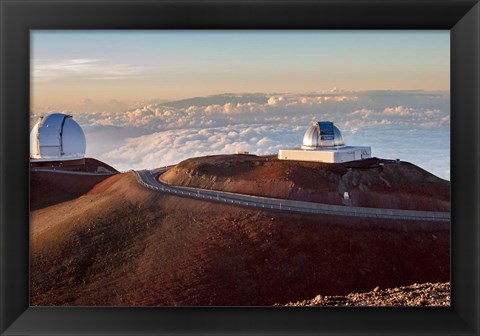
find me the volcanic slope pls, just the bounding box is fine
[30,158,118,210]
[31,169,449,306]
[160,155,450,211]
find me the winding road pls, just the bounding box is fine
[133,168,451,223]
[30,167,116,176]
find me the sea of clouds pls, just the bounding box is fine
[31,90,450,180]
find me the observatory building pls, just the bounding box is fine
[30,113,86,165]
[278,121,371,163]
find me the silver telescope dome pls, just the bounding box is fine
[301,121,345,149]
[30,113,86,161]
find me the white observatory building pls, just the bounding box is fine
[30,113,86,163]
[278,121,371,163]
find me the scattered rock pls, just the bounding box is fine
[282,282,450,307]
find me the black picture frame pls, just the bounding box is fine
[1,0,479,335]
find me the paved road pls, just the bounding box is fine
[133,169,450,223]
[31,167,116,176]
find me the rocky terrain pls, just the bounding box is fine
[30,155,450,306]
[282,282,450,306]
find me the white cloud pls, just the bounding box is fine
[40,91,448,133]
[100,124,304,171]
[32,58,152,82]
[342,125,450,180]
[31,90,450,179]
[97,122,450,180]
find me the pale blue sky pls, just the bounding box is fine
[31,30,449,107]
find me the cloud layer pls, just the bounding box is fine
[35,90,447,130]
[30,91,450,180]
[101,124,304,171]
[99,123,450,181]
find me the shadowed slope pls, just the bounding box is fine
[31,171,449,306]
[30,158,119,210]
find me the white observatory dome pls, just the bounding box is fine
[30,113,86,161]
[301,121,345,149]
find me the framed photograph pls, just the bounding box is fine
[1,0,479,335]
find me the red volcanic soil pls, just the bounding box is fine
[160,155,450,211]
[30,158,118,210]
[84,158,118,173]
[30,170,450,306]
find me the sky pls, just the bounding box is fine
[31,30,449,110]
[30,31,450,180]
